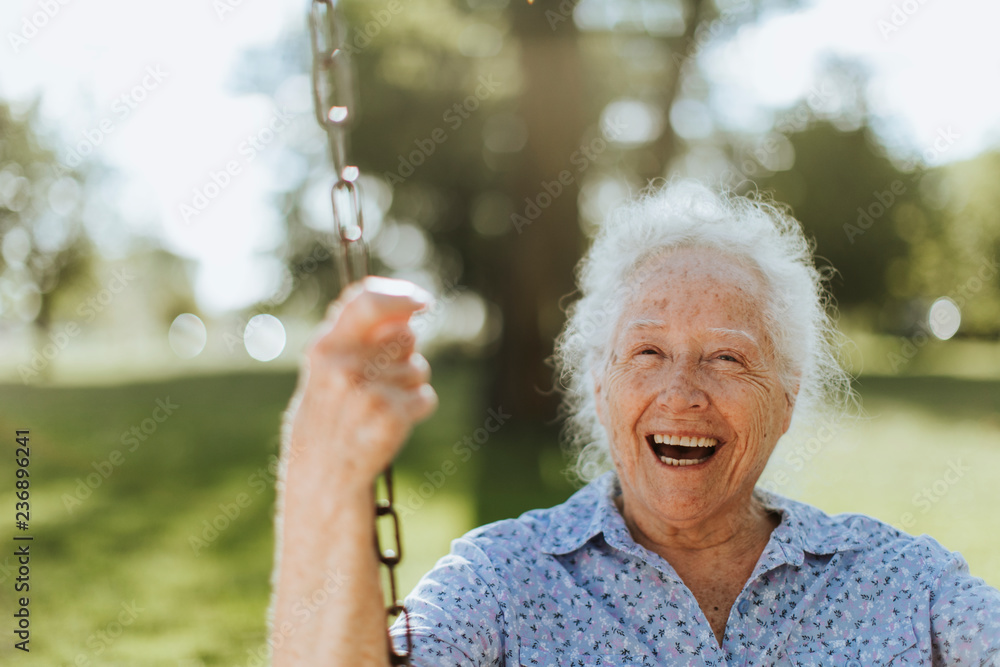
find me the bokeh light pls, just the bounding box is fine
[928,297,961,340]
[601,99,664,145]
[168,313,208,359]
[244,314,286,361]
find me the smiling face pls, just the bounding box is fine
[594,247,797,533]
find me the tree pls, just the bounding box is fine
[0,99,94,347]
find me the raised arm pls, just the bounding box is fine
[270,277,438,666]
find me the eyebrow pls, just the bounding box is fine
[619,321,762,351]
[620,319,667,333]
[706,328,761,350]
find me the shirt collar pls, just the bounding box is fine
[753,487,868,565]
[538,472,867,566]
[536,471,621,556]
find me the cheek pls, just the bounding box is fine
[601,368,654,435]
[604,366,646,405]
[725,378,786,445]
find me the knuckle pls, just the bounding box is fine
[405,360,431,387]
[411,354,431,379]
[361,386,395,414]
[411,384,438,421]
[397,326,416,347]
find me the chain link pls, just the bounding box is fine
[309,1,412,664]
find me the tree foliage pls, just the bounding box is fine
[0,99,94,332]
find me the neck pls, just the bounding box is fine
[614,490,779,564]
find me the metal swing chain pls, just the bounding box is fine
[309,1,413,664]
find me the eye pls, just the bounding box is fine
[639,348,658,355]
[715,353,741,363]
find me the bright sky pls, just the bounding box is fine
[705,0,1000,163]
[1,0,999,313]
[0,0,306,313]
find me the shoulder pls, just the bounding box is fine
[450,472,614,569]
[759,489,966,579]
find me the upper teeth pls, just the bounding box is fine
[652,434,718,447]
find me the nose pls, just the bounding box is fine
[657,357,709,413]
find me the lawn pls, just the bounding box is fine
[0,366,997,665]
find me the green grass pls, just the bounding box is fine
[761,375,1000,583]
[0,368,997,664]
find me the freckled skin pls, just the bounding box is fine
[594,247,798,646]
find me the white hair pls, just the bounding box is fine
[552,180,855,483]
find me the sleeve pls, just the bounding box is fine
[929,552,1000,666]
[388,537,509,667]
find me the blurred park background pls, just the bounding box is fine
[1,0,999,663]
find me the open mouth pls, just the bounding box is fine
[646,433,720,467]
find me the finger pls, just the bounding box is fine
[344,277,432,328]
[359,353,430,389]
[366,322,419,363]
[409,383,438,423]
[374,382,438,424]
[322,278,432,349]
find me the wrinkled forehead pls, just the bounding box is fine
[626,246,770,306]
[613,247,777,350]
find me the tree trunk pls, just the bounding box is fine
[486,2,586,423]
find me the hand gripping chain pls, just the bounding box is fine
[309,1,412,663]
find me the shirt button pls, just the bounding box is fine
[737,600,750,615]
[846,661,861,667]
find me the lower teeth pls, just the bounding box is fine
[659,454,711,467]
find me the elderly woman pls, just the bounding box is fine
[270,182,1000,665]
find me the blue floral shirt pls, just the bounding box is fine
[390,472,1000,665]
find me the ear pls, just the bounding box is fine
[781,381,800,434]
[592,369,606,427]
